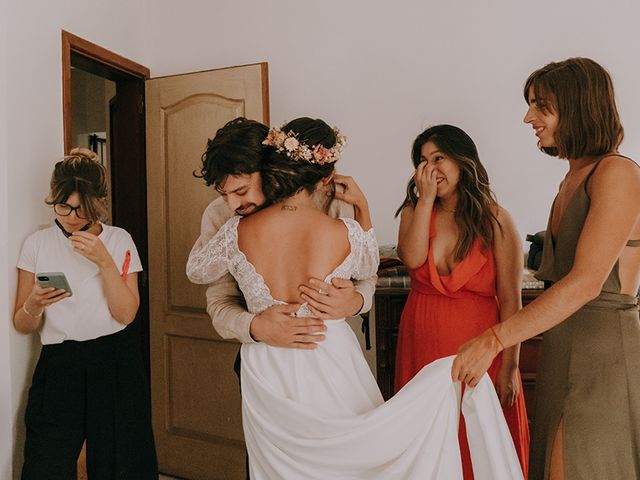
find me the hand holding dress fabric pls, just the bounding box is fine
[452,328,503,387]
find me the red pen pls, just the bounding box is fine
[121,249,131,280]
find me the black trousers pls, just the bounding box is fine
[21,327,158,480]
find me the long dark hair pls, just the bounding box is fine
[395,124,499,261]
[261,117,337,207]
[524,57,624,159]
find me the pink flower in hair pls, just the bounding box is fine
[263,124,346,164]
[263,128,278,146]
[313,145,331,164]
[275,131,287,145]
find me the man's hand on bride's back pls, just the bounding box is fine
[250,303,327,349]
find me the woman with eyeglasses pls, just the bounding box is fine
[13,148,157,479]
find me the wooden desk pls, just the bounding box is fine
[374,288,542,422]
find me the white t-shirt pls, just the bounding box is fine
[17,223,143,345]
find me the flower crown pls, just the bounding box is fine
[262,125,346,165]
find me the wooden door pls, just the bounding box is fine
[145,63,269,479]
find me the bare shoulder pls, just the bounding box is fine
[591,154,640,191]
[312,214,353,240]
[326,214,351,233]
[491,203,519,239]
[488,203,514,225]
[399,204,416,221]
[494,204,515,224]
[594,154,640,175]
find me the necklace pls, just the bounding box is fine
[438,205,456,213]
[55,219,93,237]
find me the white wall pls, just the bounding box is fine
[2,1,149,478]
[3,0,640,476]
[1,0,11,476]
[144,0,640,246]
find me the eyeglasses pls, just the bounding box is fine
[54,203,88,219]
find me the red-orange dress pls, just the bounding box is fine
[394,210,530,479]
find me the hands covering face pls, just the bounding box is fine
[414,161,439,203]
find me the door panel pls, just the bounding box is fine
[166,334,245,441]
[146,63,269,479]
[164,94,245,309]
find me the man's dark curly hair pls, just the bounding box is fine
[194,117,270,190]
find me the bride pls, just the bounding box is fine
[187,117,523,479]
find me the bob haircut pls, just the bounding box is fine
[524,57,624,159]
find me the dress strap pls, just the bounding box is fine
[584,155,608,186]
[585,153,638,189]
[584,155,639,248]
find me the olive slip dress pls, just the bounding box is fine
[531,156,640,479]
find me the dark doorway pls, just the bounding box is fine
[62,30,151,375]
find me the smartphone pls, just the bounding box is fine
[36,272,73,297]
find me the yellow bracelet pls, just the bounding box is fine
[22,303,43,319]
[490,325,505,351]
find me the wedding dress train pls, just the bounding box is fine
[187,216,523,479]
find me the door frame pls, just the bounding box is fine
[62,30,150,152]
[61,30,152,373]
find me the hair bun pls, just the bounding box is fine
[68,147,98,162]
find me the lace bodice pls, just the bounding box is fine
[186,216,379,316]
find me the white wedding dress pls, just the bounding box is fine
[187,216,523,480]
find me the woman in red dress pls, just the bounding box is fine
[394,125,529,479]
